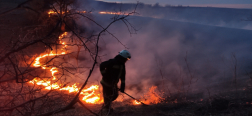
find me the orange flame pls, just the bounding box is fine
[133,100,142,105]
[99,11,121,15]
[30,12,164,105]
[48,10,122,17]
[29,32,103,104]
[132,86,165,105]
[47,10,86,17]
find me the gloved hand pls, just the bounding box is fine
[119,88,124,93]
[120,82,125,93]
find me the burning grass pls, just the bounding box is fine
[1,1,252,116]
[27,29,165,106]
[23,22,252,116]
[48,86,252,116]
[133,86,165,105]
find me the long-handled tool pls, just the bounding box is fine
[120,91,148,106]
[120,91,170,116]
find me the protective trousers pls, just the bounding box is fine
[102,84,118,109]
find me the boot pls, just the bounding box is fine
[104,107,114,114]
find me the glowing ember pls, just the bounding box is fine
[48,11,56,15]
[49,10,123,16]
[99,11,121,15]
[133,100,142,105]
[47,10,86,17]
[48,11,67,16]
[77,11,87,13]
[49,10,120,16]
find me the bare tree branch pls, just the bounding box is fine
[0,20,61,64]
[0,90,52,112]
[38,10,137,116]
[0,0,39,17]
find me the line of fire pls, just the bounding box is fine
[0,1,164,116]
[1,0,252,116]
[28,10,164,105]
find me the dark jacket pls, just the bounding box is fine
[100,55,126,91]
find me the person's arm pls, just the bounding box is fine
[120,80,125,93]
[120,66,125,93]
[99,60,112,76]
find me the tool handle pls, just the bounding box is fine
[120,91,148,106]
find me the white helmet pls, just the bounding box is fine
[119,50,131,59]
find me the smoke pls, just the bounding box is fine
[74,1,252,98]
[83,1,252,30]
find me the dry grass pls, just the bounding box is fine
[48,87,252,116]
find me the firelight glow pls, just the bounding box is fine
[97,0,252,6]
[132,86,165,105]
[29,31,164,105]
[28,10,164,105]
[99,11,121,15]
[29,32,103,104]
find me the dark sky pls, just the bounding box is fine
[97,0,252,8]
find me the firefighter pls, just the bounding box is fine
[100,50,131,112]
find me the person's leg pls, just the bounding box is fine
[111,86,119,101]
[102,84,113,109]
